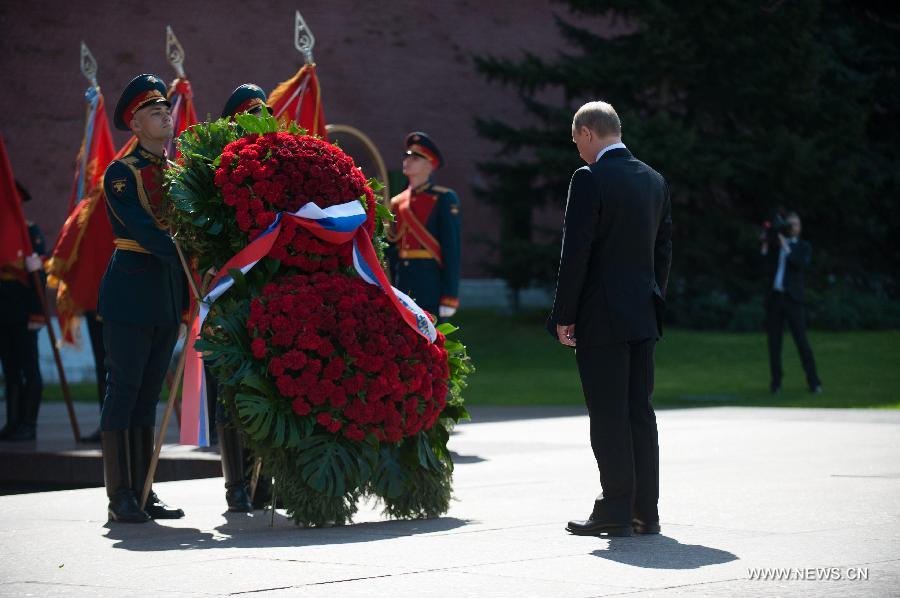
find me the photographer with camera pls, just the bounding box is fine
[760,210,822,395]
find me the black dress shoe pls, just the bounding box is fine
[566,507,631,536]
[567,499,633,536]
[108,490,151,523]
[567,518,632,536]
[143,491,185,519]
[633,518,661,534]
[810,385,823,394]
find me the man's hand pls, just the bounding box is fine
[439,305,457,319]
[178,322,188,341]
[778,233,790,252]
[556,323,576,347]
[24,253,43,273]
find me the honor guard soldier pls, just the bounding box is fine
[99,74,187,523]
[222,83,270,119]
[0,182,47,441]
[210,83,274,513]
[388,132,461,319]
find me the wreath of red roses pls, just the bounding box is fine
[213,132,376,273]
[247,272,450,443]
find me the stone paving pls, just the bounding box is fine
[0,406,898,597]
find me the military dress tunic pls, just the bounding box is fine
[98,144,187,430]
[389,181,461,316]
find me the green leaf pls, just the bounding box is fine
[234,392,307,449]
[208,220,223,235]
[375,201,394,223]
[241,372,278,398]
[436,322,459,335]
[295,435,362,497]
[235,113,264,133]
[372,445,406,498]
[228,267,249,298]
[416,432,442,471]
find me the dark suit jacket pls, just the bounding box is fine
[548,147,672,347]
[763,234,811,303]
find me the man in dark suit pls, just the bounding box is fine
[761,212,821,394]
[548,101,672,537]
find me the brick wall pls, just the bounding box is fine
[0,0,596,276]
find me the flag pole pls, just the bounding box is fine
[31,271,81,442]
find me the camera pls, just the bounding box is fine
[762,208,792,237]
[771,213,793,235]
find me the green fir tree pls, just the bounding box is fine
[474,0,899,325]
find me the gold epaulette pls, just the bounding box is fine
[431,185,451,193]
[120,156,139,165]
[114,238,150,254]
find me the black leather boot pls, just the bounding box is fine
[218,424,253,512]
[101,430,150,523]
[7,379,39,441]
[1,385,20,439]
[130,426,184,519]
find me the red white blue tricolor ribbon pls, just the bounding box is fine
[179,200,437,446]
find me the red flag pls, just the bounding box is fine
[166,77,198,159]
[268,63,328,140]
[46,88,117,343]
[0,132,33,266]
[66,87,116,213]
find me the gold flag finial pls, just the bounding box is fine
[166,25,186,78]
[294,10,315,64]
[80,41,98,86]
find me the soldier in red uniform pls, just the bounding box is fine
[388,132,461,319]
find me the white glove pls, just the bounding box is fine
[178,322,188,341]
[439,305,457,319]
[27,319,46,331]
[24,253,43,273]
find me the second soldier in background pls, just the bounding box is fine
[388,132,461,320]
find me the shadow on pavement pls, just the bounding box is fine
[104,514,470,552]
[592,535,737,569]
[450,451,487,464]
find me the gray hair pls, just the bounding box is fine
[572,101,621,137]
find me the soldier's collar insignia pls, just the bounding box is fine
[138,148,164,166]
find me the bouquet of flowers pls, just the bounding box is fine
[166,113,471,525]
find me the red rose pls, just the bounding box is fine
[251,338,266,359]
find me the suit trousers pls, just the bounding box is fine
[766,292,821,389]
[100,321,178,431]
[575,338,659,523]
